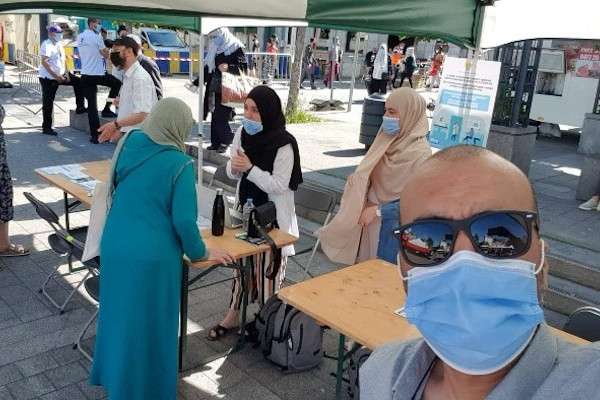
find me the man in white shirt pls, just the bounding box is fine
[38,24,86,136]
[77,18,121,143]
[97,37,157,143]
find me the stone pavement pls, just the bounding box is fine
[0,64,598,399]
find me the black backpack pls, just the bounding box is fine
[251,295,324,373]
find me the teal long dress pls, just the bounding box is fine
[89,131,206,399]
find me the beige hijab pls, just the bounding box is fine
[316,87,432,264]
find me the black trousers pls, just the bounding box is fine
[81,73,121,139]
[369,78,387,95]
[399,72,414,88]
[211,93,234,147]
[39,73,85,129]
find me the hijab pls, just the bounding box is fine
[238,85,303,206]
[373,44,388,79]
[205,27,244,72]
[316,87,432,264]
[107,98,194,199]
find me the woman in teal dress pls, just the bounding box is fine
[89,98,233,399]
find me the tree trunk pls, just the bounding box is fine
[285,26,306,116]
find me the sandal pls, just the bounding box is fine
[0,244,30,257]
[207,324,240,341]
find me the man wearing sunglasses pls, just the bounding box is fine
[360,145,600,399]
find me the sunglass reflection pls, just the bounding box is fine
[396,211,536,267]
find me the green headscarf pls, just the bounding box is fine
[140,97,194,152]
[107,97,195,204]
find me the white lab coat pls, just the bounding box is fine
[226,126,298,256]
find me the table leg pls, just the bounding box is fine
[335,333,345,400]
[234,256,250,351]
[178,261,190,371]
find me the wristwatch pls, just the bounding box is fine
[375,207,381,217]
[113,121,121,130]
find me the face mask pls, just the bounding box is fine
[381,116,400,135]
[212,35,225,47]
[53,33,63,42]
[110,52,124,69]
[400,247,545,375]
[95,24,102,33]
[242,118,263,135]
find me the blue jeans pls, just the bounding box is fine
[377,201,400,264]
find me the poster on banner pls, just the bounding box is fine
[428,57,501,150]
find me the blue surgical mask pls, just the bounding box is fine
[242,118,263,135]
[399,248,545,375]
[53,33,63,42]
[212,35,225,47]
[381,117,400,135]
[94,24,102,33]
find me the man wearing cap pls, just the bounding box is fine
[78,17,121,143]
[360,145,600,399]
[97,37,157,143]
[127,34,163,100]
[38,24,86,136]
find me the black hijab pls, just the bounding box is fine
[238,85,303,207]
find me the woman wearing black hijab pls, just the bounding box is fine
[209,85,302,340]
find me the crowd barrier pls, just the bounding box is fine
[62,47,294,79]
[14,49,41,96]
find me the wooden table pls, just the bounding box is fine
[180,227,297,370]
[278,259,588,399]
[35,160,298,370]
[35,160,110,229]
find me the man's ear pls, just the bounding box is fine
[537,240,550,304]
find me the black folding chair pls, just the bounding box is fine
[563,306,600,342]
[23,192,99,313]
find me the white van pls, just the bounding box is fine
[136,28,190,52]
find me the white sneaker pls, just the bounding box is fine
[184,82,198,94]
[578,197,600,210]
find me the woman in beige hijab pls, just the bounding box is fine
[316,87,432,264]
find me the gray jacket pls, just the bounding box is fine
[360,324,600,400]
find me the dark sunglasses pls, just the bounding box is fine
[393,210,539,267]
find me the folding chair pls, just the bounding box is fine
[563,306,600,342]
[23,192,99,313]
[289,185,336,281]
[73,268,100,362]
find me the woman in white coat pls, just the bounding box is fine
[370,44,389,95]
[208,85,302,340]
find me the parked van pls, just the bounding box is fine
[135,28,190,53]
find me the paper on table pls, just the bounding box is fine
[60,170,89,180]
[77,179,101,191]
[196,215,211,229]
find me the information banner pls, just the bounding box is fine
[428,57,501,149]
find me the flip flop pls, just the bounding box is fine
[207,324,240,341]
[0,244,30,257]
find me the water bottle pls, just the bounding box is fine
[242,198,254,234]
[211,188,225,236]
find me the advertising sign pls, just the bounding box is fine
[428,57,501,149]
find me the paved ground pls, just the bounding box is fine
[0,64,598,399]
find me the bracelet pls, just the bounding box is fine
[114,121,121,130]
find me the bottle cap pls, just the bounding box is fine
[216,188,223,195]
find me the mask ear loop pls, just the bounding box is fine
[397,252,409,281]
[534,239,545,275]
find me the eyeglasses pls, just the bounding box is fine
[393,210,538,267]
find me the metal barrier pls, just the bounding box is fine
[245,52,292,82]
[13,49,42,97]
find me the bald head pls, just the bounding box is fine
[401,145,538,222]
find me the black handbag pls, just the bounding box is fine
[248,202,282,280]
[208,71,222,93]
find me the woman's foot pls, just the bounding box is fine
[579,195,600,211]
[208,310,240,340]
[0,243,29,257]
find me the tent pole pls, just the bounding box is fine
[198,16,204,186]
[347,32,361,112]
